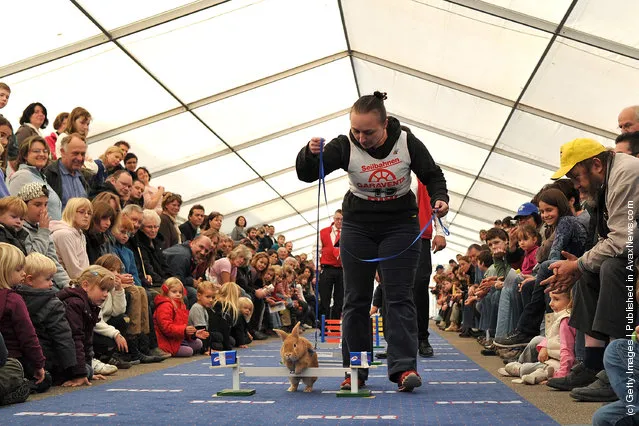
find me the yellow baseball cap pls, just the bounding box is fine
[551,138,607,180]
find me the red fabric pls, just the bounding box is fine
[521,246,539,275]
[417,181,433,240]
[319,225,341,267]
[0,288,45,369]
[44,132,58,160]
[153,294,189,356]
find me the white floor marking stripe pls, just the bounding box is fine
[321,391,397,394]
[421,359,468,362]
[106,389,183,392]
[435,400,523,405]
[15,412,116,417]
[164,373,225,377]
[423,369,479,372]
[428,381,496,385]
[190,400,275,404]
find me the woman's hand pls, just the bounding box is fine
[196,329,209,339]
[307,137,324,155]
[62,377,91,387]
[433,200,449,217]
[538,348,549,363]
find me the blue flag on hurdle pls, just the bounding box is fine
[349,352,372,367]
[211,350,237,366]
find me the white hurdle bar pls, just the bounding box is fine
[212,356,373,396]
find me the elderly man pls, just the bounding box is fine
[44,133,89,209]
[163,236,212,308]
[617,105,639,134]
[541,139,639,400]
[137,209,171,289]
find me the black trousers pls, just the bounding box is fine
[340,219,420,382]
[318,266,344,319]
[570,257,636,340]
[413,239,432,341]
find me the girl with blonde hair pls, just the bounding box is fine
[50,198,93,279]
[209,282,242,350]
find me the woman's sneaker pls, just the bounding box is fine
[149,347,172,359]
[92,358,118,375]
[397,370,422,392]
[340,375,366,390]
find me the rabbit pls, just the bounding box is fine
[274,321,319,392]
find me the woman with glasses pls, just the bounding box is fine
[50,198,93,279]
[8,136,62,220]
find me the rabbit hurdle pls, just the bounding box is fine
[321,315,385,351]
[211,353,373,398]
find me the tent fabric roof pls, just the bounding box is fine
[2,0,634,264]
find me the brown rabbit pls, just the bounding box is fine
[274,322,319,392]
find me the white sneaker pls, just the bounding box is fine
[92,358,118,375]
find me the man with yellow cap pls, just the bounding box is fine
[540,138,639,401]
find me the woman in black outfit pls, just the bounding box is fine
[295,92,448,392]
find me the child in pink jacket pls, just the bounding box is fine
[499,290,575,384]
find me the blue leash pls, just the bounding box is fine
[312,138,450,345]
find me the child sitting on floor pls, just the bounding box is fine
[209,282,243,350]
[232,296,254,348]
[498,290,575,384]
[188,281,216,354]
[154,278,207,357]
[15,253,75,386]
[57,265,116,386]
[0,243,47,392]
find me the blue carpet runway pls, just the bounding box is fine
[1,334,558,425]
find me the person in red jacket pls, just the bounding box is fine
[414,181,448,358]
[317,209,343,319]
[0,243,47,392]
[154,278,207,357]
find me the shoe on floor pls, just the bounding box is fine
[398,370,422,392]
[444,324,460,332]
[494,331,533,348]
[107,356,136,370]
[340,375,366,391]
[504,362,522,377]
[481,345,498,356]
[252,331,268,340]
[136,353,165,364]
[0,379,30,405]
[497,368,510,377]
[149,347,172,359]
[92,358,118,375]
[546,362,597,391]
[569,370,619,402]
[522,366,553,385]
[375,352,387,359]
[418,340,434,358]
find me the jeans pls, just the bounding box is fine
[496,270,523,339]
[593,339,639,426]
[518,260,554,336]
[340,219,420,381]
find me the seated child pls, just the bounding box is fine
[0,196,28,254]
[0,244,47,392]
[0,331,30,406]
[154,278,206,357]
[188,281,216,354]
[232,297,253,348]
[57,265,116,386]
[209,282,243,351]
[499,290,575,384]
[15,253,75,386]
[94,254,162,367]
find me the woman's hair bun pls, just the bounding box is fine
[373,91,387,101]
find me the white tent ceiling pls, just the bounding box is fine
[2,0,634,265]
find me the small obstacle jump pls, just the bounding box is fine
[211,350,375,398]
[319,315,384,365]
